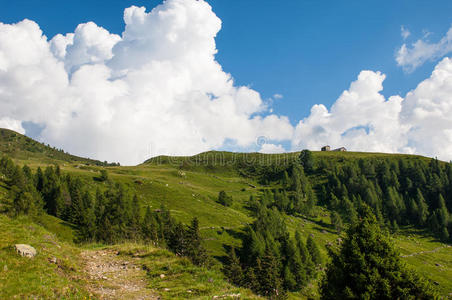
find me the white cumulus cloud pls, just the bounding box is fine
[259,143,286,154]
[2,0,452,164]
[292,57,452,162]
[396,25,452,72]
[0,0,293,165]
[292,71,407,154]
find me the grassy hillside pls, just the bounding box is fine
[0,128,116,166]
[1,128,451,298]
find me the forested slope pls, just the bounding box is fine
[0,128,451,298]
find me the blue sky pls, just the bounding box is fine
[1,0,452,164]
[1,0,451,120]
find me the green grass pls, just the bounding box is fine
[1,128,451,298]
[111,243,260,299]
[0,214,89,299]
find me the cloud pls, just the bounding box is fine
[259,143,286,154]
[292,57,452,161]
[400,57,452,160]
[2,0,452,164]
[401,25,410,40]
[396,25,452,71]
[273,93,283,99]
[292,71,407,154]
[0,0,293,165]
[0,117,25,134]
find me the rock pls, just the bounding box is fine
[160,274,165,279]
[14,244,37,258]
[164,288,170,292]
[3,264,7,272]
[48,256,57,264]
[322,230,327,234]
[435,263,442,267]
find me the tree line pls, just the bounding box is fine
[224,199,321,298]
[0,156,208,266]
[253,150,451,242]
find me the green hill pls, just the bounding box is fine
[0,128,118,166]
[0,128,451,299]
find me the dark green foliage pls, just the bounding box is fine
[185,217,208,266]
[307,235,322,266]
[224,247,243,286]
[258,249,284,299]
[299,149,314,174]
[99,169,109,182]
[320,205,437,300]
[0,156,209,267]
[229,202,318,295]
[0,157,43,216]
[330,211,343,233]
[218,190,233,207]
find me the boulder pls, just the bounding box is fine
[14,244,37,258]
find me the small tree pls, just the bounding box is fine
[186,217,208,266]
[218,190,233,207]
[307,235,322,266]
[330,211,343,233]
[320,205,437,299]
[224,247,243,286]
[299,149,314,173]
[100,169,109,182]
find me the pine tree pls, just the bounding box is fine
[283,170,290,189]
[218,190,233,207]
[415,189,429,226]
[320,205,437,299]
[295,231,315,278]
[259,248,283,299]
[142,206,158,243]
[186,217,208,266]
[244,267,259,292]
[129,194,141,240]
[307,235,322,266]
[224,247,243,286]
[330,211,343,233]
[299,149,314,174]
[283,265,297,291]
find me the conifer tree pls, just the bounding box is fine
[186,217,208,266]
[299,149,314,174]
[129,194,141,240]
[415,189,429,226]
[224,247,243,286]
[330,211,343,233]
[259,248,283,299]
[295,231,315,278]
[307,235,322,266]
[320,205,437,299]
[142,206,158,243]
[218,190,233,207]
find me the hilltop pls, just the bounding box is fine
[0,128,451,299]
[0,128,118,166]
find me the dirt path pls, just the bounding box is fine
[81,249,157,300]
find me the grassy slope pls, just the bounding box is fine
[0,214,89,299]
[1,128,451,297]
